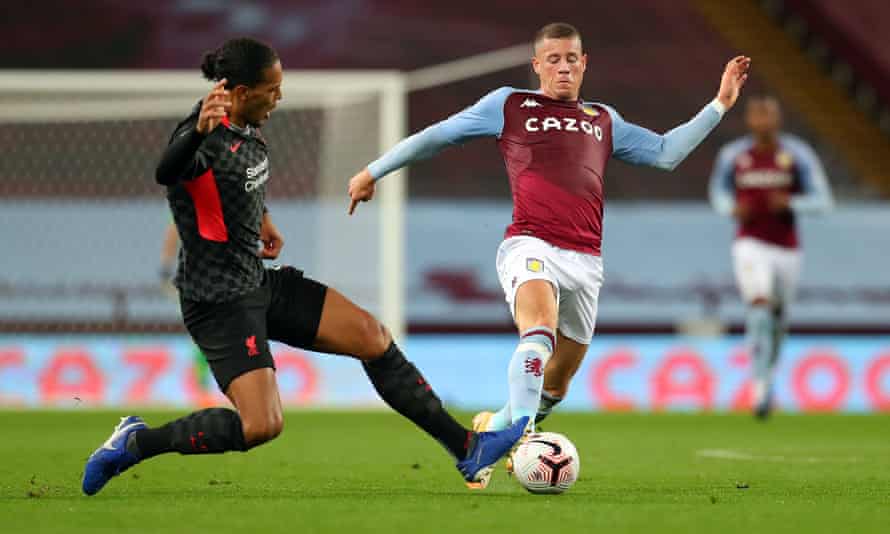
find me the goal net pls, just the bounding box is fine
[0,70,406,338]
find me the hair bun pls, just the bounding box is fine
[200,50,219,81]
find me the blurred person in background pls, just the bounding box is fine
[159,222,179,298]
[709,95,833,419]
[159,222,216,402]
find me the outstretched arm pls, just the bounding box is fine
[155,80,231,185]
[709,142,742,216]
[784,136,834,214]
[610,56,751,171]
[348,87,513,214]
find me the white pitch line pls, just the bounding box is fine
[696,449,860,464]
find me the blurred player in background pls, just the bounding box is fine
[82,37,526,497]
[159,223,179,297]
[159,223,215,401]
[709,96,833,419]
[349,21,749,480]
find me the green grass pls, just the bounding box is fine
[1,411,888,533]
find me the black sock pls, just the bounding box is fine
[127,408,247,460]
[362,342,472,460]
[536,391,563,423]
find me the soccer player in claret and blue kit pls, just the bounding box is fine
[709,95,833,419]
[81,38,527,496]
[349,23,750,485]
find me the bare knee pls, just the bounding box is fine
[518,300,557,330]
[750,296,771,307]
[523,314,557,331]
[352,311,391,361]
[516,309,557,333]
[241,412,284,447]
[515,280,558,331]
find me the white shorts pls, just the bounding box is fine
[732,237,802,307]
[496,236,604,345]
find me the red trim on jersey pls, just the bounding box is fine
[221,115,231,128]
[184,169,228,242]
[522,328,556,349]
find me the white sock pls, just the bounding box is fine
[769,310,786,374]
[487,404,511,431]
[537,391,563,422]
[747,306,775,405]
[753,378,769,407]
[507,327,555,430]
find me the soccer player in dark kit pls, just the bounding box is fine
[82,38,527,496]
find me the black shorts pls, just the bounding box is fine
[181,266,328,392]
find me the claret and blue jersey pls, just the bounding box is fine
[709,134,834,248]
[369,87,725,255]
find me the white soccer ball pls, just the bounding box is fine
[510,431,580,494]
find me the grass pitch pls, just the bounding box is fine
[1,411,888,533]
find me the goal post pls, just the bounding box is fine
[0,70,406,339]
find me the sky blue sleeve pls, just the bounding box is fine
[709,139,748,216]
[367,87,513,180]
[602,102,724,171]
[782,135,834,214]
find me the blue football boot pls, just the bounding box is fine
[459,416,529,489]
[82,416,147,496]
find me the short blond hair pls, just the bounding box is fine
[534,22,582,51]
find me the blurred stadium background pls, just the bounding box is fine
[1,0,888,413]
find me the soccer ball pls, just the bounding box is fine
[510,431,580,494]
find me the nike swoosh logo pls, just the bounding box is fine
[100,422,144,451]
[230,141,243,153]
[528,439,562,455]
